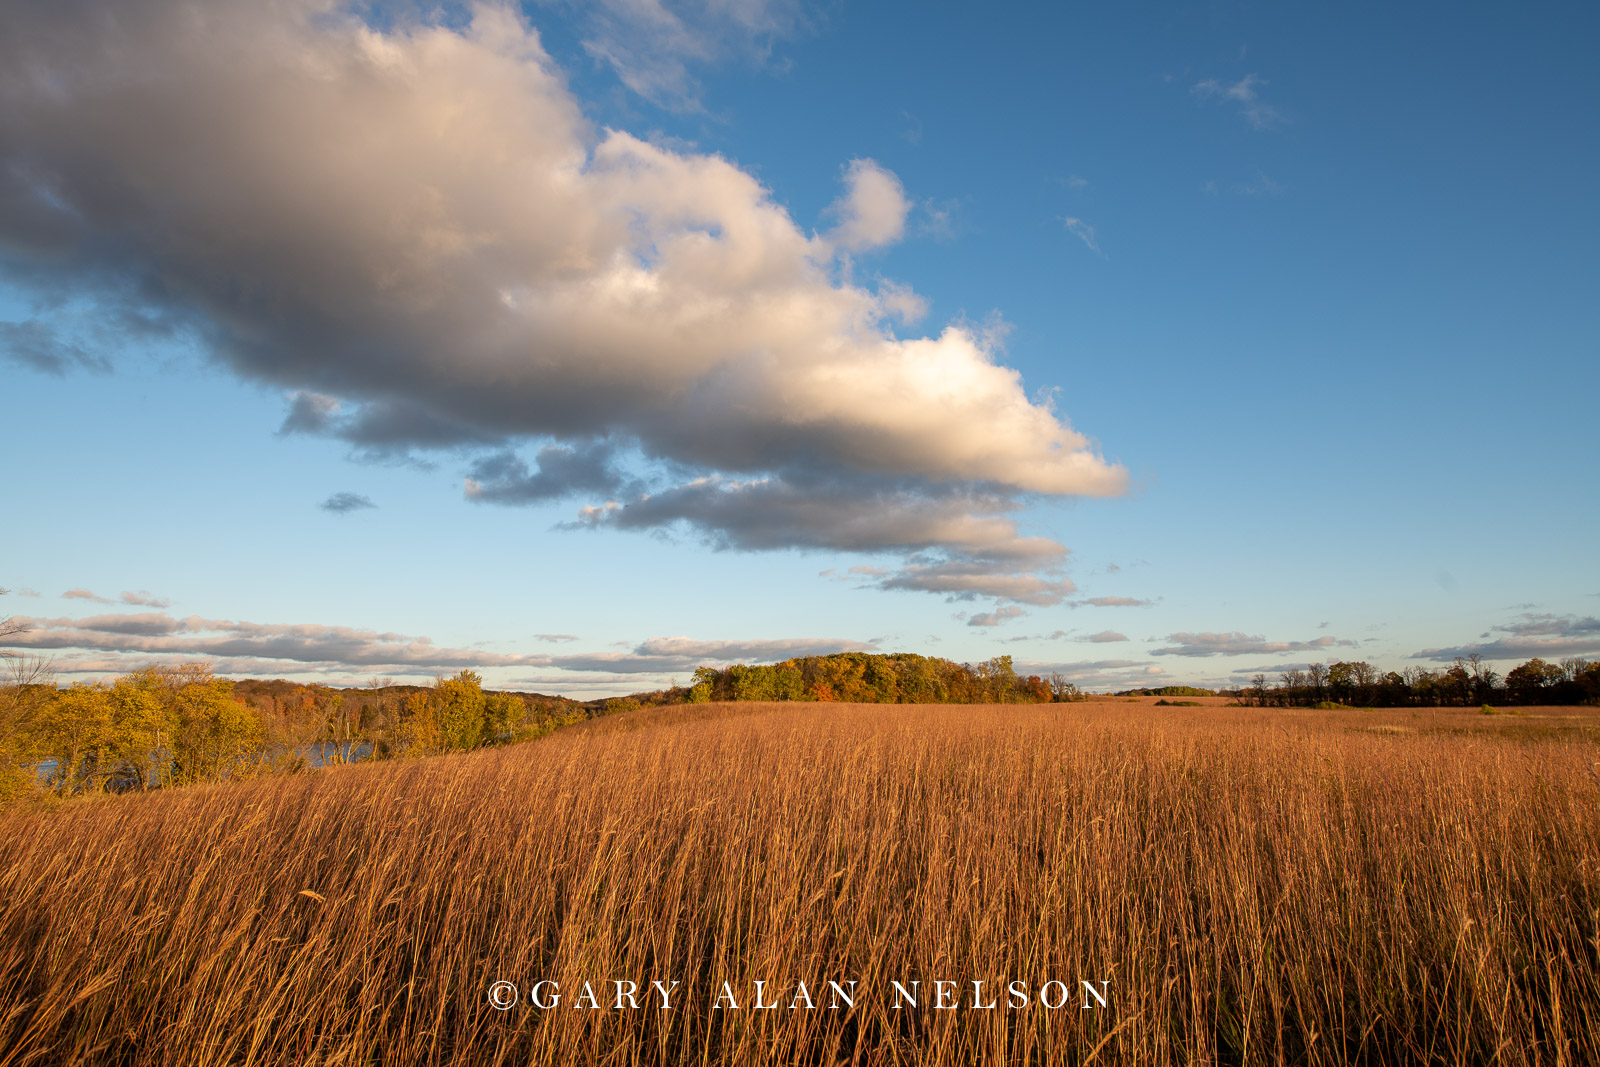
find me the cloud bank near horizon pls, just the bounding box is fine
[0,607,1191,693]
[1150,631,1354,658]
[0,0,1124,605]
[1413,614,1600,663]
[0,611,875,681]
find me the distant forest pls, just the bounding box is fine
[676,653,1080,705]
[0,664,592,801]
[1239,656,1600,708]
[1,648,1596,802]
[0,653,1079,801]
[681,654,1600,708]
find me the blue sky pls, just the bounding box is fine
[3,0,1596,695]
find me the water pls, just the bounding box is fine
[295,740,376,767]
[29,739,379,792]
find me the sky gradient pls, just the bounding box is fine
[3,0,1597,695]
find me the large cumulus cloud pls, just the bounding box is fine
[0,0,1125,601]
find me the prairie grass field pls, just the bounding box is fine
[0,698,1597,1066]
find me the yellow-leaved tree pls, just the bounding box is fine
[30,682,113,796]
[25,675,166,794]
[396,671,488,755]
[433,670,486,752]
[121,665,264,787]
[159,667,264,786]
[397,691,439,755]
[484,690,523,743]
[103,675,170,790]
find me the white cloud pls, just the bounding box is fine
[1062,217,1101,255]
[881,559,1076,607]
[1013,657,1165,690]
[827,159,911,252]
[1413,614,1600,662]
[916,197,960,240]
[0,611,871,679]
[1490,613,1600,638]
[567,0,809,110]
[900,110,923,145]
[120,590,172,608]
[1151,632,1344,658]
[1192,74,1284,130]
[967,606,1026,628]
[876,279,929,327]
[1235,172,1283,197]
[0,0,1125,603]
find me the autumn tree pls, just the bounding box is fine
[114,665,263,787]
[397,691,438,753]
[26,674,169,794]
[365,676,395,734]
[397,671,488,754]
[435,670,487,750]
[30,683,114,795]
[162,672,263,785]
[1048,673,1083,702]
[1505,657,1563,702]
[0,657,53,799]
[484,690,523,741]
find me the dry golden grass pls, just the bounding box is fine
[0,699,1597,1066]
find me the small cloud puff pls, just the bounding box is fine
[1062,217,1101,255]
[967,605,1027,628]
[320,492,377,515]
[827,159,911,252]
[1192,74,1284,129]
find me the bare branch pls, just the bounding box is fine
[1,588,32,656]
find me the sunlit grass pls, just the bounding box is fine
[0,699,1596,1065]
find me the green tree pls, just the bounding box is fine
[432,670,487,752]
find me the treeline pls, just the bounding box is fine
[0,652,1091,802]
[1116,686,1216,698]
[0,664,591,801]
[227,676,586,751]
[673,653,1083,705]
[1239,656,1600,708]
